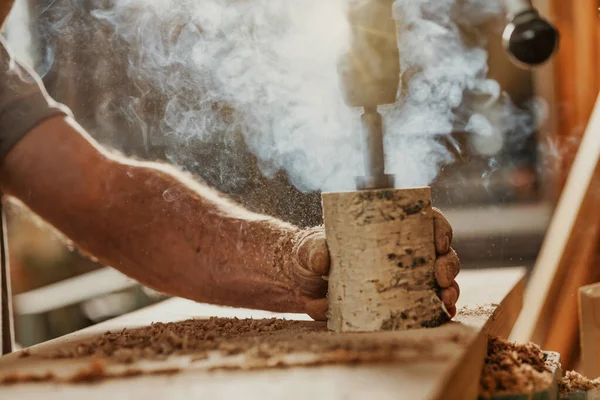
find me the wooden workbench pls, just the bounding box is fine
[0,267,525,400]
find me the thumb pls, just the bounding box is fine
[295,227,330,276]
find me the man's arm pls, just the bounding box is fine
[0,115,330,318]
[0,36,460,320]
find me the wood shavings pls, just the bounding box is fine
[67,358,108,383]
[559,370,600,396]
[36,318,464,366]
[1,317,472,385]
[0,358,181,386]
[0,372,55,385]
[457,305,495,318]
[479,336,553,399]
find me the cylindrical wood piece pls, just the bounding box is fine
[578,283,600,378]
[322,187,447,332]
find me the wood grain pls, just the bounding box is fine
[545,0,600,192]
[0,268,525,400]
[579,282,600,378]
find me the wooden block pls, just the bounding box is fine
[322,187,447,332]
[579,283,600,378]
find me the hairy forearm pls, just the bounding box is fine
[0,116,306,312]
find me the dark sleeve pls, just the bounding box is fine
[0,96,72,163]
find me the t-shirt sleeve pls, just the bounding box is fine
[0,97,72,163]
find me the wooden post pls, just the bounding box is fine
[579,283,600,378]
[322,187,448,332]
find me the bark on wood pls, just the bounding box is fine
[322,187,447,332]
[579,283,600,378]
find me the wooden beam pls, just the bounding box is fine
[543,231,600,368]
[573,0,599,128]
[511,95,600,358]
[579,282,600,378]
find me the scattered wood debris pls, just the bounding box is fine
[0,372,56,385]
[479,336,553,399]
[38,317,463,365]
[559,370,600,396]
[457,305,495,318]
[0,317,472,385]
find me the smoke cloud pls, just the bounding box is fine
[82,0,539,192]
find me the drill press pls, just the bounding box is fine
[323,0,560,333]
[337,0,399,190]
[338,0,559,193]
[324,0,445,333]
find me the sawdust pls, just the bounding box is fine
[18,349,30,358]
[38,318,464,366]
[559,370,600,396]
[45,318,312,363]
[457,305,495,318]
[479,336,553,399]
[0,372,56,385]
[0,357,181,385]
[67,358,108,383]
[0,317,471,385]
[1,318,472,385]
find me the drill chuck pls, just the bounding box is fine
[338,0,400,109]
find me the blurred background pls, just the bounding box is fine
[1,0,597,347]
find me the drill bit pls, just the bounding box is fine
[355,107,395,190]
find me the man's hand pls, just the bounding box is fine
[289,227,330,320]
[289,208,460,321]
[433,208,461,318]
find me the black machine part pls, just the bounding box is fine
[502,0,560,68]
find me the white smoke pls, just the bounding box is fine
[4,0,34,67]
[89,0,538,192]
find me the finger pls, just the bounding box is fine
[440,280,460,309]
[296,228,330,276]
[434,248,460,288]
[446,305,457,319]
[433,207,453,255]
[305,298,328,321]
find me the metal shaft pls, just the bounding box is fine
[361,108,385,177]
[355,107,394,190]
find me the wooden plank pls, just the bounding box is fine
[573,0,599,128]
[511,95,600,357]
[579,282,600,378]
[0,268,525,400]
[543,230,600,368]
